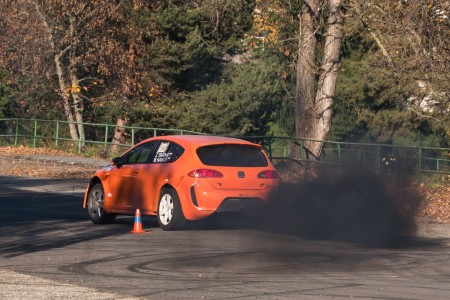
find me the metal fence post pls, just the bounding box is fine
[33,119,38,148]
[14,119,19,146]
[55,121,59,147]
[268,141,272,160]
[376,145,381,174]
[78,122,82,154]
[418,147,422,181]
[104,125,109,149]
[131,128,135,146]
[337,143,341,165]
[299,139,305,160]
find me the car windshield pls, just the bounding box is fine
[196,144,268,167]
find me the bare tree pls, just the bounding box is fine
[0,0,151,145]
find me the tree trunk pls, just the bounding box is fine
[32,1,79,141]
[70,74,85,145]
[294,0,345,159]
[55,52,79,141]
[294,0,320,159]
[111,116,129,154]
[68,14,85,145]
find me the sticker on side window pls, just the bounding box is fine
[156,142,170,154]
[154,152,173,163]
[154,142,172,163]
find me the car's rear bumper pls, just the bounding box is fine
[177,178,278,220]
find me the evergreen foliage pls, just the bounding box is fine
[0,69,11,118]
[173,54,285,136]
[144,1,255,92]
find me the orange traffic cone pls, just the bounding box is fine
[131,209,146,233]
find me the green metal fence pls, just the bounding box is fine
[1,118,449,180]
[239,136,449,180]
[0,118,204,154]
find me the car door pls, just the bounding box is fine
[138,140,185,214]
[108,141,159,212]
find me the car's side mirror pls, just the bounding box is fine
[112,157,125,168]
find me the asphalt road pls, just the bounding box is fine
[1,176,450,299]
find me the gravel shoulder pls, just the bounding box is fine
[0,269,142,300]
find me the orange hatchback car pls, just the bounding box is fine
[83,135,280,230]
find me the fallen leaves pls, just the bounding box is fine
[0,145,78,157]
[0,146,96,183]
[419,186,450,224]
[0,158,97,182]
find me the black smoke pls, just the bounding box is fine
[259,169,423,247]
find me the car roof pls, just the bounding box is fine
[141,135,262,149]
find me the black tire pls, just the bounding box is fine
[87,183,116,224]
[157,187,186,231]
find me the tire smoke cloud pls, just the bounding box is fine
[259,169,423,247]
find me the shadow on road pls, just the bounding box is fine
[0,176,158,258]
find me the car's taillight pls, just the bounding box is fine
[188,169,224,178]
[258,170,280,179]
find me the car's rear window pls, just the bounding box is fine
[196,144,268,167]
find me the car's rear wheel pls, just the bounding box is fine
[87,183,116,224]
[157,187,186,231]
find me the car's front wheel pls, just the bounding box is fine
[87,183,116,224]
[157,187,186,231]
